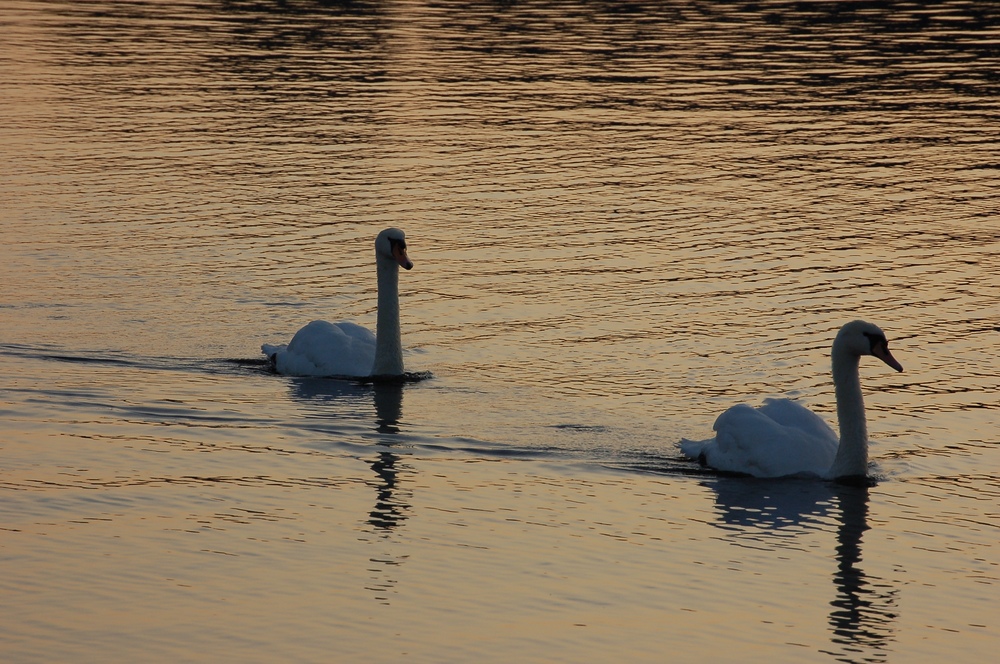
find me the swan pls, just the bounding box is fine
[680,320,903,481]
[261,228,413,378]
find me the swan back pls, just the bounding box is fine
[683,398,838,478]
[266,320,375,377]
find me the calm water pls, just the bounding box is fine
[2,0,999,661]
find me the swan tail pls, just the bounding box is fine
[261,343,284,358]
[261,343,285,371]
[680,437,710,460]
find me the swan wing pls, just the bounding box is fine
[683,400,838,478]
[757,398,838,445]
[330,321,377,346]
[261,343,285,357]
[267,320,376,377]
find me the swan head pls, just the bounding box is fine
[375,228,413,270]
[834,320,903,372]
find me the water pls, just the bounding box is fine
[2,0,999,661]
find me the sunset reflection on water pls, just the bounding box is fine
[2,1,999,662]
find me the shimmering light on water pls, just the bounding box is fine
[2,1,999,662]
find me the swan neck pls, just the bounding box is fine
[829,347,868,479]
[372,258,403,376]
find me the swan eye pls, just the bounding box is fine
[863,332,887,353]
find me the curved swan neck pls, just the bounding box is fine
[372,257,403,376]
[828,346,868,479]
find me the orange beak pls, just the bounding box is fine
[392,243,413,270]
[872,344,903,372]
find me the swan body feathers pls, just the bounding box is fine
[682,399,838,478]
[263,320,375,377]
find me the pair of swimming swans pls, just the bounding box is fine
[263,228,903,482]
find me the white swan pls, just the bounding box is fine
[680,320,903,480]
[261,228,413,377]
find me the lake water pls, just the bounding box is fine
[2,0,999,661]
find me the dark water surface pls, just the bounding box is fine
[2,1,999,661]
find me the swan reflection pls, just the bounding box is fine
[825,485,898,660]
[287,375,373,409]
[362,381,413,605]
[708,477,835,533]
[368,381,410,531]
[287,378,412,530]
[705,479,898,660]
[373,380,404,435]
[284,377,414,603]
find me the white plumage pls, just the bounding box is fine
[263,320,376,378]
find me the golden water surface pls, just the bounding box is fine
[2,1,999,662]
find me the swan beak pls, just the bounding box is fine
[392,243,413,270]
[872,345,903,372]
